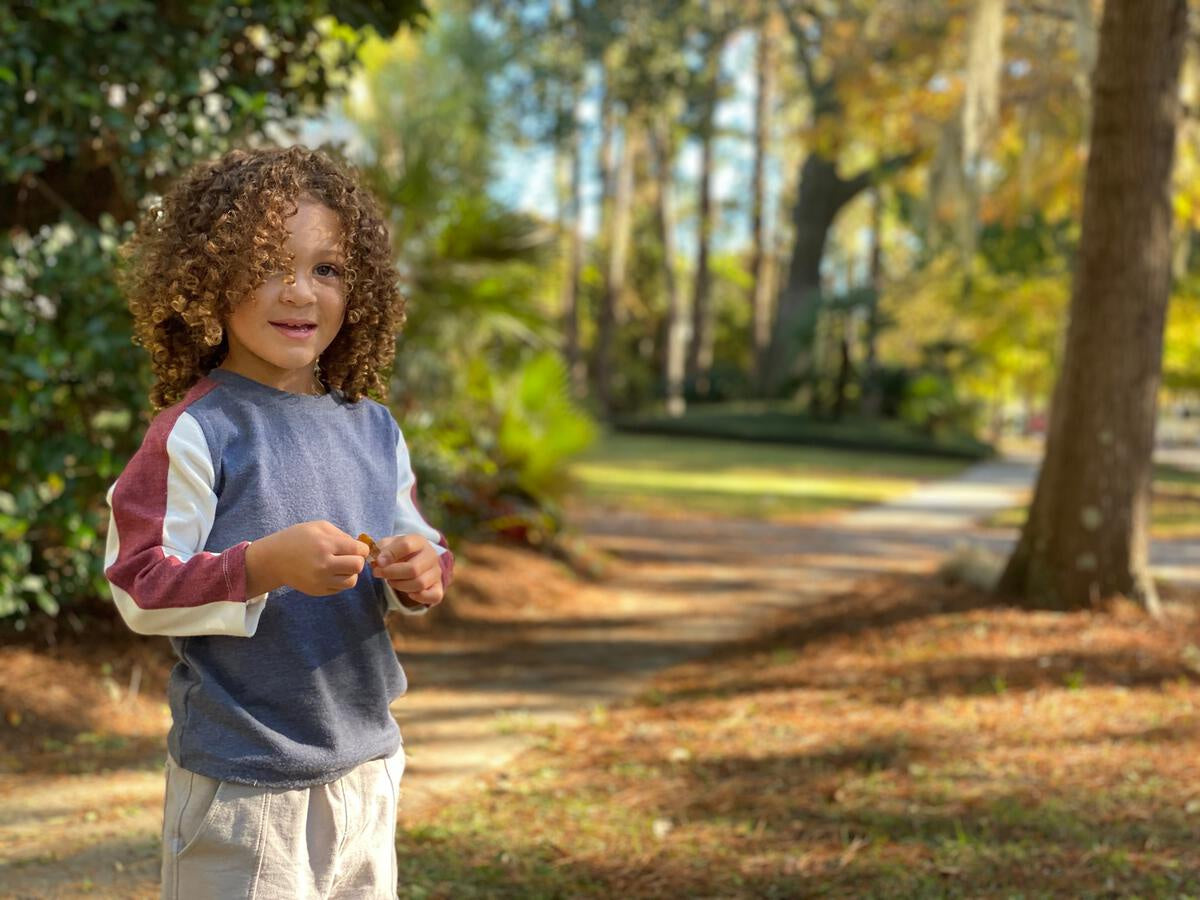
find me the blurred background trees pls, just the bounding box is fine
[5,0,1200,626]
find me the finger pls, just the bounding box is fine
[330,554,366,576]
[316,573,358,595]
[388,571,440,594]
[411,586,443,607]
[376,534,424,566]
[330,537,370,559]
[372,561,420,581]
[385,576,425,594]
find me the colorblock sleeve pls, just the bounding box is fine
[379,425,455,616]
[103,410,269,637]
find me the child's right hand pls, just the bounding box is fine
[245,521,370,597]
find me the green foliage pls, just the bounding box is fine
[1164,274,1200,393]
[401,352,597,547]
[895,339,988,438]
[899,370,976,438]
[496,353,596,500]
[0,218,147,623]
[0,0,424,227]
[878,243,1068,431]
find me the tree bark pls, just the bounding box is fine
[649,115,688,418]
[557,85,586,400]
[750,11,777,393]
[686,30,723,400]
[996,0,1187,615]
[762,154,864,397]
[595,118,636,415]
[861,186,885,416]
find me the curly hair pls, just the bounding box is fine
[119,146,404,409]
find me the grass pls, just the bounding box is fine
[395,576,1200,898]
[983,462,1200,538]
[613,403,994,461]
[568,431,972,522]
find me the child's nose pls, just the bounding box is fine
[281,273,318,304]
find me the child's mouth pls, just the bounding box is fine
[270,321,317,339]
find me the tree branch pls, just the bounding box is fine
[838,150,922,206]
[775,0,823,99]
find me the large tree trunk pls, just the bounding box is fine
[649,115,688,418]
[996,0,1187,615]
[762,154,870,397]
[750,12,777,392]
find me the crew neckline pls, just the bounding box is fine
[207,367,343,404]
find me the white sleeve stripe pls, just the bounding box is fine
[162,411,218,562]
[392,427,446,549]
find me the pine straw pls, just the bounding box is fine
[396,576,1200,898]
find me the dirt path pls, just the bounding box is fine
[8,448,1199,897]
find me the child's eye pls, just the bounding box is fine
[315,263,341,278]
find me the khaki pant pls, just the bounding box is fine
[160,747,405,899]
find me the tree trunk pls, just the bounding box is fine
[686,34,723,400]
[557,87,586,400]
[861,186,885,416]
[996,0,1187,615]
[595,118,636,415]
[831,312,852,421]
[960,0,1005,277]
[750,12,777,393]
[649,115,688,418]
[763,153,866,397]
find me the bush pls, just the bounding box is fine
[0,218,149,625]
[403,351,597,548]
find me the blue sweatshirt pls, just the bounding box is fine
[103,367,453,788]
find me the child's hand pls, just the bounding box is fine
[246,521,369,597]
[370,534,445,608]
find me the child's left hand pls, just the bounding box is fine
[370,534,445,608]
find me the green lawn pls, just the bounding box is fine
[567,431,971,522]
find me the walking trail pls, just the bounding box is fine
[5,445,1200,897]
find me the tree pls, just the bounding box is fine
[760,0,948,398]
[0,1,424,228]
[996,0,1188,615]
[749,8,781,390]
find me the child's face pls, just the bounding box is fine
[222,199,348,391]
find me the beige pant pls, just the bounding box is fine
[160,747,405,899]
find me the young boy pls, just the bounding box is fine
[104,146,452,898]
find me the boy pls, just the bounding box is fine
[105,146,451,898]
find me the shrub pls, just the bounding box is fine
[0,218,149,625]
